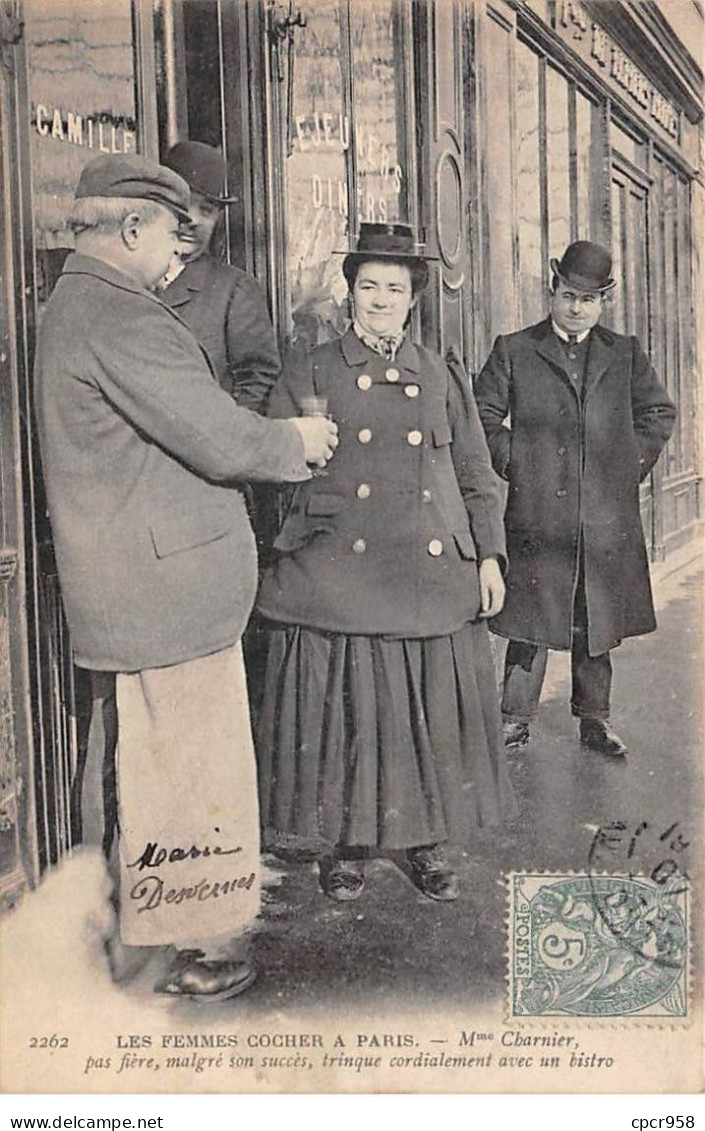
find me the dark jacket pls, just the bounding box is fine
[257,330,506,637]
[34,254,308,672]
[474,318,676,655]
[161,253,281,412]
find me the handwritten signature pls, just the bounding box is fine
[127,837,242,871]
[129,873,256,913]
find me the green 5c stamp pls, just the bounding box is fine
[508,873,689,1018]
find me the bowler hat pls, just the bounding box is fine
[340,223,437,273]
[74,154,191,222]
[550,241,616,292]
[163,141,236,204]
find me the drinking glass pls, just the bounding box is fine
[301,395,330,476]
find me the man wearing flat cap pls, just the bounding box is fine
[34,153,337,1001]
[474,241,675,757]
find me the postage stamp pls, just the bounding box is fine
[507,872,690,1019]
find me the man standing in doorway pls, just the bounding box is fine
[160,140,281,413]
[474,241,675,757]
[34,154,337,1001]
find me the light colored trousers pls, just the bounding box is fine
[81,644,261,952]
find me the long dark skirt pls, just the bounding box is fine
[256,620,517,851]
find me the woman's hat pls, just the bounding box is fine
[550,241,616,292]
[340,223,437,272]
[163,141,236,204]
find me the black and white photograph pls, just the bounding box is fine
[0,0,702,1099]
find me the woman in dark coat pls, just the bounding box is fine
[256,224,517,903]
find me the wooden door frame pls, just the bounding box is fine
[0,10,41,893]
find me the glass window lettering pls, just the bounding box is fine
[24,0,138,302]
[285,0,409,347]
[555,0,681,144]
[350,0,406,228]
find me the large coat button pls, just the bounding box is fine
[407,429,423,446]
[358,428,373,444]
[352,538,367,554]
[556,488,567,498]
[421,488,432,502]
[357,374,372,391]
[385,367,400,383]
[428,539,444,556]
[357,483,371,499]
[404,384,420,398]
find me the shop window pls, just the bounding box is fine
[610,119,647,169]
[152,0,189,150]
[22,0,140,871]
[285,0,349,344]
[284,0,414,347]
[481,39,613,355]
[545,66,571,264]
[651,158,668,440]
[640,156,699,548]
[610,178,625,333]
[151,0,233,261]
[677,177,696,474]
[152,0,239,162]
[515,40,542,325]
[24,0,138,310]
[484,12,516,338]
[351,0,410,226]
[660,162,689,480]
[649,156,697,486]
[610,165,648,346]
[575,91,600,241]
[663,165,679,471]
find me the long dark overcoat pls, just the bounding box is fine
[161,253,281,412]
[474,318,675,655]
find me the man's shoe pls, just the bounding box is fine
[407,844,459,902]
[154,949,257,1002]
[503,721,531,748]
[579,718,628,758]
[105,934,153,983]
[319,857,365,902]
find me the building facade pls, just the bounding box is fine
[0,0,702,902]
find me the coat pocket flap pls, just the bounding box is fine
[432,424,453,447]
[150,508,232,559]
[306,493,345,516]
[453,529,477,560]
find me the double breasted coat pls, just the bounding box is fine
[257,329,506,636]
[474,318,676,656]
[34,254,308,672]
[161,253,281,412]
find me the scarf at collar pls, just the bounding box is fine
[353,320,406,362]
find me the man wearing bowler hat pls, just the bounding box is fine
[161,140,280,412]
[474,241,675,756]
[34,153,337,1001]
